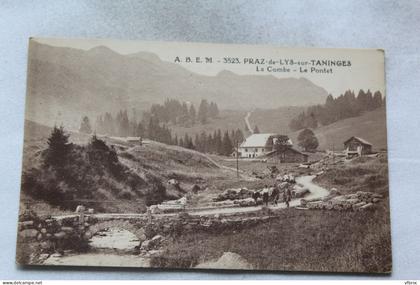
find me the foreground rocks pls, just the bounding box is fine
[195,252,253,270]
[17,209,96,255]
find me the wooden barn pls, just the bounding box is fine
[266,147,308,163]
[343,136,372,157]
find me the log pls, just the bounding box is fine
[345,198,360,205]
[344,194,358,199]
[352,201,367,210]
[307,201,323,209]
[358,203,374,211]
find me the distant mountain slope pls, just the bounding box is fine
[26,40,328,129]
[288,107,387,151]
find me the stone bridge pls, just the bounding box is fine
[18,209,276,256]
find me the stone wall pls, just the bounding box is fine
[18,210,96,254]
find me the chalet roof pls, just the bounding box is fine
[343,136,372,146]
[240,133,277,148]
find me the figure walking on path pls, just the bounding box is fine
[271,184,280,206]
[262,185,269,207]
[252,191,261,204]
[283,187,292,208]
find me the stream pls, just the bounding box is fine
[43,228,150,267]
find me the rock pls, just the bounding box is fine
[75,205,86,213]
[51,252,63,258]
[148,249,164,256]
[149,205,163,214]
[36,233,44,241]
[39,253,50,260]
[83,231,92,240]
[21,220,34,229]
[235,198,256,207]
[191,184,201,193]
[330,188,340,195]
[138,234,147,243]
[151,235,163,243]
[40,228,47,234]
[140,239,152,250]
[87,208,94,214]
[54,231,67,239]
[61,226,74,233]
[19,229,39,240]
[40,241,53,250]
[195,252,253,270]
[168,179,179,186]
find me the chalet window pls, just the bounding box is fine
[255,148,258,152]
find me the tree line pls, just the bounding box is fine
[79,108,244,157]
[176,129,245,156]
[149,98,219,127]
[289,89,385,131]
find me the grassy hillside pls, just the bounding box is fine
[21,120,234,213]
[288,107,387,151]
[169,106,305,139]
[154,156,391,273]
[169,110,249,138]
[249,106,305,134]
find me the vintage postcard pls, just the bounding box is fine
[17,38,391,273]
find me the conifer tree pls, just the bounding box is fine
[79,116,92,134]
[43,126,73,169]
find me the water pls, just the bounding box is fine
[90,228,139,251]
[43,228,150,267]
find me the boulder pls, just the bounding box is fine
[149,205,163,214]
[330,188,340,195]
[21,220,34,229]
[40,240,53,250]
[140,239,152,250]
[83,231,92,240]
[195,252,253,270]
[151,235,163,243]
[75,205,86,213]
[234,198,256,207]
[191,184,201,193]
[19,229,39,240]
[54,231,67,239]
[168,179,179,186]
[61,227,74,233]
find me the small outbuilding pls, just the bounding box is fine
[343,136,372,157]
[266,147,308,163]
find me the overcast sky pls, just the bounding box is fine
[35,37,385,97]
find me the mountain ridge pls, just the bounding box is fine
[26,40,328,129]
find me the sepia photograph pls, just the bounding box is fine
[16,38,391,273]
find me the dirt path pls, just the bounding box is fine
[244,110,254,134]
[187,175,329,215]
[295,175,330,200]
[54,175,329,221]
